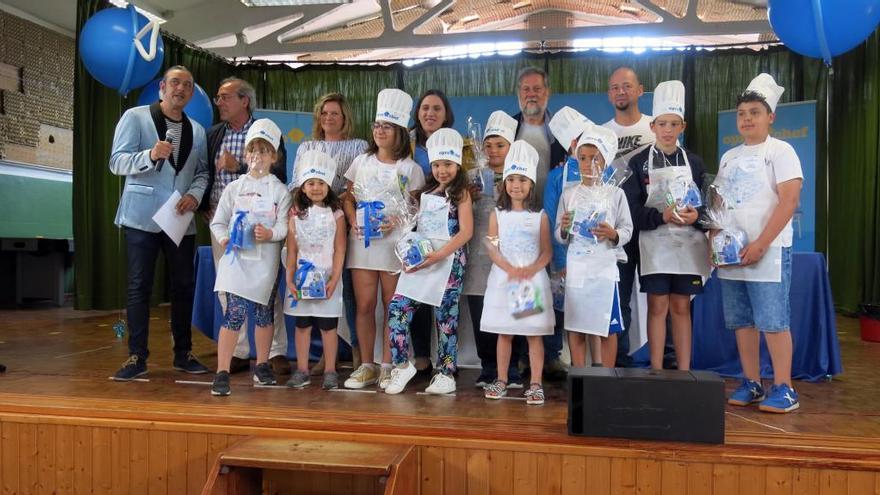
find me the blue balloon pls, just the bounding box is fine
[769,0,880,64]
[78,5,164,96]
[136,78,215,130]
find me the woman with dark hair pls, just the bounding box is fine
[293,93,368,373]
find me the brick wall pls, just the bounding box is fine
[0,10,74,169]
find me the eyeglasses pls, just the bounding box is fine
[165,78,193,89]
[371,122,395,132]
[213,93,240,104]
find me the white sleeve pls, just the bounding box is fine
[210,182,236,242]
[405,161,426,191]
[769,140,803,184]
[271,184,292,242]
[344,153,365,183]
[614,188,633,247]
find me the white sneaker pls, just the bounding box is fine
[378,366,392,390]
[384,363,416,395]
[425,373,456,395]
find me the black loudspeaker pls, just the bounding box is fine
[567,367,725,444]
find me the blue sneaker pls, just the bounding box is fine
[727,379,765,406]
[759,384,800,413]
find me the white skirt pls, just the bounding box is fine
[345,228,403,273]
[480,265,555,336]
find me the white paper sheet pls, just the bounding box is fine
[151,190,193,246]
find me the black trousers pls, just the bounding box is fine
[124,227,195,361]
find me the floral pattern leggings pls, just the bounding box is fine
[387,249,465,375]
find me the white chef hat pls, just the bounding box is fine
[426,128,464,165]
[503,140,539,182]
[576,122,619,166]
[245,119,282,152]
[652,80,685,120]
[484,110,517,145]
[549,106,591,148]
[295,149,337,187]
[744,73,785,112]
[375,88,413,128]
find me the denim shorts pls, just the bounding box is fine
[719,247,792,333]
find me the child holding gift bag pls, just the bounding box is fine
[342,89,426,390]
[383,128,473,395]
[284,150,347,390]
[557,122,633,368]
[210,119,292,396]
[481,140,555,405]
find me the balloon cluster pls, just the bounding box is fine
[79,5,214,128]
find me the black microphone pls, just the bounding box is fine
[155,132,176,173]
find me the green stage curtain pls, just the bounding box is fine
[828,31,880,313]
[74,0,231,309]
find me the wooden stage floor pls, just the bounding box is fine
[1,304,880,492]
[0,304,877,442]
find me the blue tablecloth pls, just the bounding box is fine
[192,246,334,360]
[692,252,842,382]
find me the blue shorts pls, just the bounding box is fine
[719,247,792,333]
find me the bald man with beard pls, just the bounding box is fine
[603,67,656,368]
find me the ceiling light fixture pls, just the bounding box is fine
[511,0,532,9]
[460,13,480,23]
[618,2,641,14]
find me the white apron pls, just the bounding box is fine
[285,206,344,317]
[717,141,783,283]
[215,177,281,306]
[396,193,456,306]
[638,146,710,278]
[481,210,555,336]
[563,185,619,336]
[347,160,409,272]
[463,170,501,296]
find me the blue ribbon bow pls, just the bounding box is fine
[356,200,385,248]
[288,259,316,308]
[225,210,249,258]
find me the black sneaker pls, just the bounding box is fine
[415,362,434,379]
[253,362,277,386]
[508,367,524,389]
[211,371,231,396]
[229,356,250,374]
[113,355,148,381]
[173,352,209,374]
[475,369,497,388]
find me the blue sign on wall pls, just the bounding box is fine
[717,101,816,252]
[253,109,313,185]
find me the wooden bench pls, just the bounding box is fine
[201,437,417,495]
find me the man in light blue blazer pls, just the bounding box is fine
[109,65,210,381]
